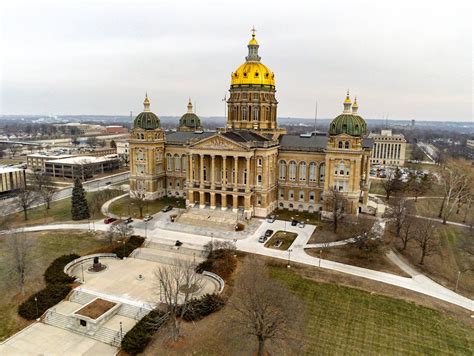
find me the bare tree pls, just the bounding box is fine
[399,215,416,250]
[7,232,35,294]
[32,171,57,210]
[381,168,404,200]
[16,187,37,221]
[153,259,203,342]
[326,188,347,233]
[231,257,302,356]
[414,219,438,265]
[9,144,21,158]
[438,163,471,224]
[130,191,147,218]
[86,136,99,148]
[387,197,412,237]
[107,222,133,244]
[88,189,121,217]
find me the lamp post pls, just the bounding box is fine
[81,262,85,282]
[287,248,293,268]
[34,296,39,321]
[455,270,461,292]
[319,249,322,267]
[122,240,126,259]
[119,321,123,341]
[145,220,148,239]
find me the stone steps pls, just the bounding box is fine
[134,247,203,265]
[69,290,97,305]
[145,241,206,258]
[117,304,151,321]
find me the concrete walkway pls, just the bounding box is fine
[101,193,129,219]
[8,218,473,312]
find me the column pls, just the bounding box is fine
[233,156,239,191]
[199,191,205,209]
[210,192,216,209]
[233,194,238,212]
[188,153,193,186]
[245,157,250,192]
[262,156,268,187]
[199,154,204,188]
[222,155,227,187]
[211,155,215,189]
[222,194,227,209]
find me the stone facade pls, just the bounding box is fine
[368,129,407,166]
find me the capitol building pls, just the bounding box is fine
[128,31,373,218]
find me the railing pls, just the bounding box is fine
[202,271,225,293]
[63,253,118,277]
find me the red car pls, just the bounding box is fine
[104,217,117,224]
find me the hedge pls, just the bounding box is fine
[113,235,145,259]
[121,309,168,354]
[18,283,72,320]
[180,293,225,322]
[44,254,80,285]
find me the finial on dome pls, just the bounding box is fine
[246,26,260,61]
[187,98,193,113]
[251,25,256,38]
[352,96,359,115]
[343,90,352,113]
[143,92,150,112]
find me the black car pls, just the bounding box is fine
[291,219,298,226]
[162,205,173,212]
[124,217,133,224]
[264,229,274,238]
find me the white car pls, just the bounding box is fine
[298,221,306,228]
[143,215,153,222]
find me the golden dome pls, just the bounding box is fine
[231,29,275,87]
[231,62,275,87]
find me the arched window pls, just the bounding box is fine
[338,141,343,149]
[166,153,172,171]
[345,141,350,149]
[137,149,144,161]
[279,160,286,180]
[354,124,359,134]
[182,155,187,172]
[174,154,180,171]
[319,163,325,184]
[309,162,317,182]
[309,191,315,202]
[299,161,307,181]
[289,161,297,181]
[289,190,294,200]
[257,174,262,185]
[299,191,304,201]
[242,107,248,121]
[253,107,259,121]
[339,161,345,175]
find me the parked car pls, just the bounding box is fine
[258,235,267,243]
[162,205,173,212]
[124,217,133,224]
[298,221,306,228]
[143,215,153,222]
[266,215,276,223]
[264,229,274,238]
[291,219,298,226]
[103,217,117,224]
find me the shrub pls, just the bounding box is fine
[113,235,145,259]
[18,284,72,320]
[180,294,225,322]
[121,309,168,354]
[44,254,80,285]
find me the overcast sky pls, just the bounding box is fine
[0,0,472,121]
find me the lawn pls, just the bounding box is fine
[5,189,123,228]
[413,197,474,224]
[270,265,474,355]
[0,230,110,340]
[396,224,474,298]
[144,261,474,355]
[274,208,319,225]
[108,195,185,218]
[264,231,298,250]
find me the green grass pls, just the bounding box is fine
[108,196,185,219]
[274,209,319,225]
[369,180,385,195]
[264,231,298,250]
[414,198,473,224]
[0,230,109,340]
[270,265,474,355]
[7,189,123,227]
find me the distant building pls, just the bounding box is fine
[368,129,407,166]
[0,167,26,194]
[55,123,106,135]
[44,155,120,180]
[27,153,77,172]
[467,139,474,149]
[105,126,128,134]
[115,140,129,164]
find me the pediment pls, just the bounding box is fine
[190,134,248,151]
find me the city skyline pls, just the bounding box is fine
[0,0,471,121]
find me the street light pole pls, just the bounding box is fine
[319,249,322,267]
[145,220,148,239]
[120,321,123,341]
[34,296,39,321]
[455,270,461,292]
[287,248,293,268]
[81,262,85,282]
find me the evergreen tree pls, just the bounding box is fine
[110,139,117,148]
[71,178,90,220]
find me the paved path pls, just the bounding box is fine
[8,218,473,312]
[101,193,129,218]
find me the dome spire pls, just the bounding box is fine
[343,89,352,113]
[143,92,150,112]
[352,96,359,115]
[246,26,261,62]
[187,98,194,113]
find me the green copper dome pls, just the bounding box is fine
[329,114,367,137]
[179,112,201,129]
[134,111,160,130]
[133,94,161,130]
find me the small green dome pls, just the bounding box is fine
[329,114,367,137]
[134,111,160,130]
[179,112,201,129]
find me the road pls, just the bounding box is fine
[0,171,130,215]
